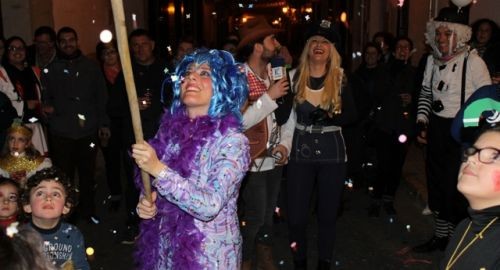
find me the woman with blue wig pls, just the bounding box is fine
[132,49,250,269]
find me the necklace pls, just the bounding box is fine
[445,216,499,270]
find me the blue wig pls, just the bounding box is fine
[169,49,248,121]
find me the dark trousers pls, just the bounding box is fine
[49,133,98,218]
[287,160,345,261]
[100,117,124,197]
[344,121,370,184]
[373,129,409,199]
[426,115,467,224]
[240,166,283,261]
[121,144,140,226]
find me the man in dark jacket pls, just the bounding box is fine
[41,26,109,224]
[113,28,168,243]
[367,36,418,217]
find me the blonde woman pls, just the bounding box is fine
[284,20,356,270]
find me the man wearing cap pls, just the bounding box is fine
[414,6,491,252]
[236,16,292,270]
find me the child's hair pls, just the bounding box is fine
[21,167,78,215]
[0,177,20,193]
[0,177,21,217]
[0,223,57,270]
[1,124,41,159]
[473,124,500,143]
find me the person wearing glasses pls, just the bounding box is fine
[1,36,43,123]
[442,126,500,269]
[443,82,500,269]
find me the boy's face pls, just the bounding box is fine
[8,131,30,155]
[23,180,70,223]
[0,183,18,219]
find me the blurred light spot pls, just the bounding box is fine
[86,247,95,256]
[99,30,113,43]
[398,134,407,143]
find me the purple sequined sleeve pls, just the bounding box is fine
[153,131,250,221]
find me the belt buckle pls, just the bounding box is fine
[310,125,322,133]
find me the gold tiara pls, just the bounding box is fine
[8,123,33,138]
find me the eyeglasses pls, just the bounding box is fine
[8,46,26,52]
[1,194,18,203]
[103,49,117,56]
[462,146,500,164]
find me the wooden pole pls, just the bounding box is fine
[110,0,152,202]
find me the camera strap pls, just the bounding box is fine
[430,53,469,109]
[460,55,468,107]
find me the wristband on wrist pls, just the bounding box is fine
[156,165,169,179]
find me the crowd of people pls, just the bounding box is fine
[0,3,499,270]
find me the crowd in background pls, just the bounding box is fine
[0,5,499,270]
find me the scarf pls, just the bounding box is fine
[134,111,240,270]
[246,69,268,102]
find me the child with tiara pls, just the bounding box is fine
[0,177,20,230]
[0,123,51,186]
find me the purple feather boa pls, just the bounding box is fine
[134,111,241,270]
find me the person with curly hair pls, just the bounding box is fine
[133,49,250,269]
[22,167,88,270]
[0,223,57,270]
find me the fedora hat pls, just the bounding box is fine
[237,16,283,50]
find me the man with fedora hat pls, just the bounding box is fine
[413,5,491,253]
[236,16,293,270]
